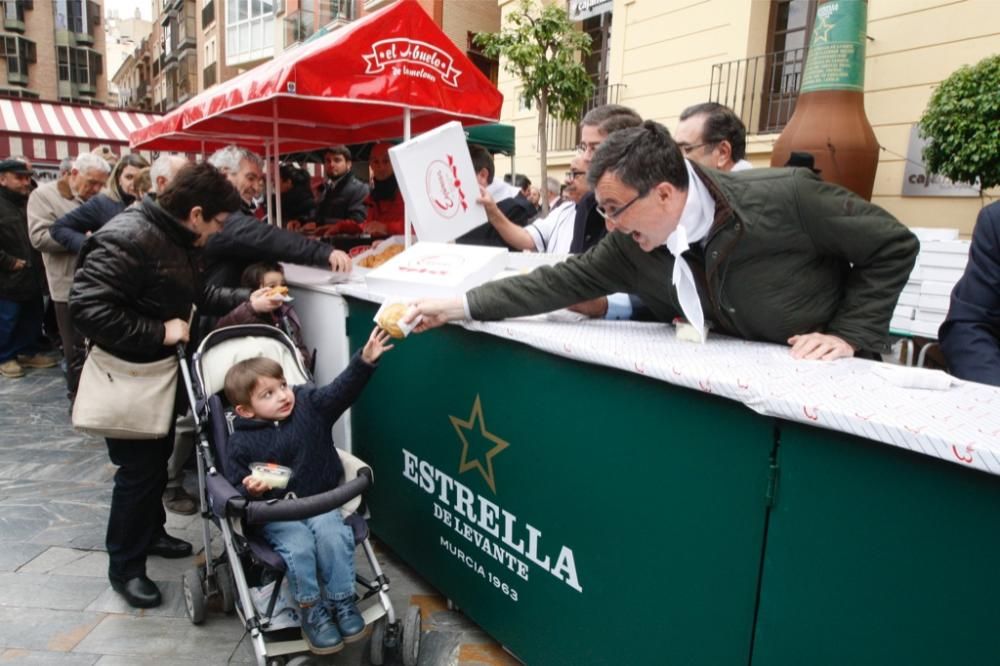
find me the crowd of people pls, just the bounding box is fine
[0,101,997,655]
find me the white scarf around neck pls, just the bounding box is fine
[664,160,716,342]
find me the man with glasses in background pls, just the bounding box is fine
[474,153,592,255]
[674,102,753,173]
[405,120,918,361]
[570,104,643,254]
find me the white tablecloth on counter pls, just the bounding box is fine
[326,279,1000,477]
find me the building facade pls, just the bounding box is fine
[115,0,500,117]
[0,0,108,105]
[497,0,999,236]
[105,11,153,107]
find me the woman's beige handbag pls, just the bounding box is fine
[72,345,179,440]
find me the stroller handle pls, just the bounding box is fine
[243,468,373,525]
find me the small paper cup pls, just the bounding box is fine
[250,462,293,489]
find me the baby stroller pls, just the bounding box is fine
[178,324,421,666]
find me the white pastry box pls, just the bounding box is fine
[388,121,486,242]
[365,242,507,299]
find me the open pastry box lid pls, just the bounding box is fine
[365,241,507,299]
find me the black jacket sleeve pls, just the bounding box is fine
[204,212,332,268]
[51,196,123,254]
[69,232,166,356]
[199,283,251,317]
[939,202,1000,386]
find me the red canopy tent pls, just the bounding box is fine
[129,0,503,153]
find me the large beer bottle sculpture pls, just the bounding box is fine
[770,0,879,200]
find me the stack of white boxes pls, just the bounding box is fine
[889,228,970,339]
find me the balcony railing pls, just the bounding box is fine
[283,8,315,48]
[319,0,353,25]
[709,47,807,135]
[546,82,625,152]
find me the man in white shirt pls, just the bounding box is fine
[674,102,753,172]
[477,153,591,255]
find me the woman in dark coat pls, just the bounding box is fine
[51,153,150,253]
[70,163,248,608]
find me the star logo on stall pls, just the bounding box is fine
[812,15,835,43]
[449,395,509,494]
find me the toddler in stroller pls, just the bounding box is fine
[222,325,393,654]
[181,323,420,665]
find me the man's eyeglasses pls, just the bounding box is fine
[576,141,601,154]
[677,141,713,155]
[565,169,587,180]
[595,190,648,221]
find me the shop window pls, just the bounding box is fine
[3,0,33,31]
[1,35,36,83]
[226,0,275,66]
[56,44,102,91]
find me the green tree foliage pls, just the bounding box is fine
[919,54,1000,192]
[475,0,593,214]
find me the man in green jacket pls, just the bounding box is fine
[408,120,918,361]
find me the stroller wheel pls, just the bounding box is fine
[183,568,207,624]
[369,616,387,666]
[215,561,236,614]
[401,605,422,666]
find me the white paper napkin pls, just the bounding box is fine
[872,364,958,391]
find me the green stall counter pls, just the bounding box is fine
[752,423,1000,666]
[346,299,774,665]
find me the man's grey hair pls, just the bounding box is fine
[546,176,561,193]
[58,156,73,174]
[588,120,689,194]
[73,152,111,175]
[581,104,643,135]
[208,145,263,174]
[150,154,189,193]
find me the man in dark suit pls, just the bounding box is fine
[456,146,537,249]
[939,201,1000,386]
[316,145,369,225]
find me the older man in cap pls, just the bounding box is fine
[0,158,57,378]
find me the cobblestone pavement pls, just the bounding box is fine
[0,367,519,666]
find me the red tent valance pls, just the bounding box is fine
[131,0,503,152]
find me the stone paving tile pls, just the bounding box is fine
[19,548,106,577]
[0,504,53,542]
[0,606,105,653]
[93,656,235,666]
[0,648,99,665]
[0,542,46,572]
[0,572,108,611]
[0,479,108,504]
[73,615,245,663]
[85,579,188,618]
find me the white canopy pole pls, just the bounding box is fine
[404,107,412,248]
[273,100,283,228]
[264,140,274,227]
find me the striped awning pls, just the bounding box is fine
[0,98,157,166]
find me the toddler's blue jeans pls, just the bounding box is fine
[262,508,356,606]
